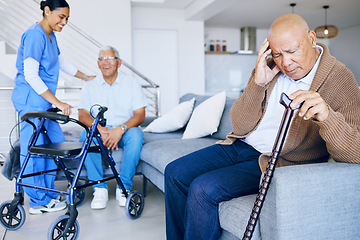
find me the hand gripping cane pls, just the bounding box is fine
[242,92,301,240]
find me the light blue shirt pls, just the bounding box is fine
[244,45,324,153]
[78,71,148,127]
[12,23,60,110]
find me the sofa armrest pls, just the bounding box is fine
[260,162,360,240]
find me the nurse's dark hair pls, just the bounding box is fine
[40,0,69,16]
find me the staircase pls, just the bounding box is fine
[0,0,160,158]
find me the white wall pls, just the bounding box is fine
[69,0,132,63]
[65,2,205,114]
[328,24,360,85]
[132,7,205,113]
[133,29,179,114]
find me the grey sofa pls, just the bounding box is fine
[3,93,360,239]
[136,93,360,240]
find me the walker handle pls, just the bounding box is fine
[21,111,70,123]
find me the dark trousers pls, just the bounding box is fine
[164,140,262,240]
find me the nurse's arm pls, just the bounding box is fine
[40,90,73,116]
[74,71,96,81]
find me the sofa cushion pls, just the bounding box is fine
[140,138,217,174]
[143,130,183,144]
[219,194,261,240]
[260,162,360,240]
[180,93,235,140]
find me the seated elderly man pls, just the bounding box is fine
[78,46,147,209]
[164,14,360,240]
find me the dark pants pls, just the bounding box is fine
[164,140,262,240]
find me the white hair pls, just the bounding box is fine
[99,45,120,59]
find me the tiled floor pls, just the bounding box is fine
[0,172,166,240]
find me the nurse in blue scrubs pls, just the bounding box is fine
[11,0,95,214]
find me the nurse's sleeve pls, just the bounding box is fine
[59,54,77,76]
[23,57,48,94]
[23,30,45,62]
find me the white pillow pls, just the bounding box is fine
[182,91,226,139]
[144,98,195,133]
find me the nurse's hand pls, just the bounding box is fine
[56,101,73,116]
[83,75,96,81]
[75,71,96,81]
[40,90,74,116]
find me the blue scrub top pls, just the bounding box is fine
[12,23,60,112]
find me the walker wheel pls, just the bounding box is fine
[48,215,79,240]
[0,200,26,230]
[125,191,144,220]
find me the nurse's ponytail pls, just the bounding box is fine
[40,0,69,16]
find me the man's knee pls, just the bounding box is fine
[188,174,219,206]
[124,127,144,145]
[165,158,185,184]
[165,160,177,181]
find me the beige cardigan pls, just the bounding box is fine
[218,43,360,172]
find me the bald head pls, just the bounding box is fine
[268,14,309,40]
[265,14,319,80]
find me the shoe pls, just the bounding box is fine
[116,188,130,207]
[29,199,67,215]
[91,187,108,209]
[55,194,65,202]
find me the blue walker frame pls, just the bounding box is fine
[0,106,144,240]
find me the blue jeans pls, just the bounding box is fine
[164,140,262,240]
[79,127,144,190]
[18,107,65,207]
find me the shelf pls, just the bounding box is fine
[205,51,258,55]
[205,51,231,54]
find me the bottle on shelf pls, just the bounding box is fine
[216,40,221,52]
[209,40,215,51]
[222,40,227,52]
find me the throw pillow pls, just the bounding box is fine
[182,91,226,139]
[144,98,195,133]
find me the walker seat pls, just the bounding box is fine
[29,142,99,157]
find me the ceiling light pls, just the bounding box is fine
[315,5,338,39]
[290,3,296,13]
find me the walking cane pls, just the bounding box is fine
[242,92,301,240]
